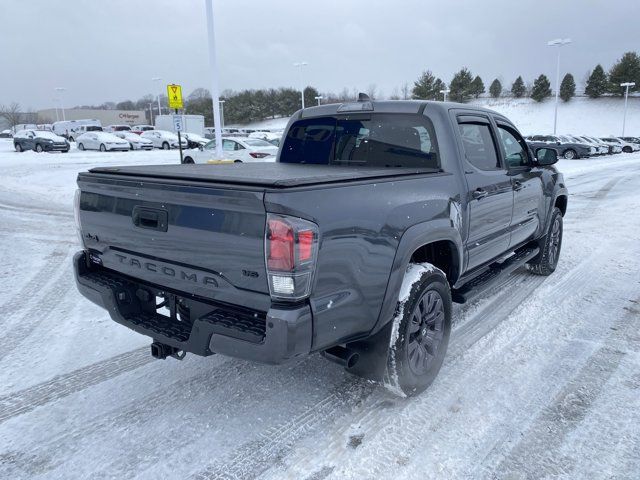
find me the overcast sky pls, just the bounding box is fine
[2,0,638,110]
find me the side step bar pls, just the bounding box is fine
[452,247,540,304]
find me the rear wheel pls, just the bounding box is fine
[162,142,170,150]
[623,146,632,153]
[78,143,85,151]
[68,137,75,143]
[527,207,563,276]
[99,144,106,152]
[183,157,194,164]
[384,263,452,397]
[35,144,44,153]
[563,149,576,160]
[234,160,243,163]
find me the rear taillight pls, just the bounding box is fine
[265,214,319,300]
[250,152,270,159]
[74,189,85,247]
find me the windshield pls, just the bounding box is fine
[243,138,274,147]
[280,114,440,168]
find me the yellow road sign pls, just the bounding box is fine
[167,84,183,109]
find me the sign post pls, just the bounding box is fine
[167,84,185,164]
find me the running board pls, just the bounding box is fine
[452,247,540,304]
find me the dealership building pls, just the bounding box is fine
[37,108,148,126]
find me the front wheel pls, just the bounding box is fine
[35,144,44,153]
[99,144,106,152]
[78,143,85,151]
[384,263,452,397]
[162,142,170,150]
[15,143,23,152]
[623,146,632,153]
[183,157,194,164]
[527,207,563,276]
[563,149,576,160]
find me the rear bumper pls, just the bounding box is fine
[73,250,312,364]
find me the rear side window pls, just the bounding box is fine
[280,114,439,169]
[458,123,501,171]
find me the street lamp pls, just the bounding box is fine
[294,62,308,108]
[204,0,224,159]
[55,87,66,121]
[148,102,154,125]
[439,88,450,102]
[314,95,323,106]
[219,100,226,129]
[152,77,163,116]
[621,82,636,136]
[547,38,572,134]
[53,98,60,121]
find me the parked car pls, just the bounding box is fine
[526,135,591,159]
[182,132,209,149]
[113,131,154,150]
[69,125,103,142]
[573,136,608,155]
[131,125,155,135]
[74,100,567,396]
[248,131,283,144]
[0,129,12,138]
[613,137,640,152]
[600,137,627,153]
[105,124,132,133]
[619,137,640,149]
[52,119,101,141]
[183,137,278,164]
[76,131,130,152]
[13,129,69,153]
[140,130,188,150]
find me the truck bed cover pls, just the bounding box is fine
[87,163,438,188]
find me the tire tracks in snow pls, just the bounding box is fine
[0,346,151,424]
[0,249,75,363]
[490,292,640,479]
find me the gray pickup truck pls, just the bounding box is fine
[74,100,567,396]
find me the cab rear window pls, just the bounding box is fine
[280,114,440,169]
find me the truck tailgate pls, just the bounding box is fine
[77,172,270,311]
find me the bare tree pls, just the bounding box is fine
[389,86,401,100]
[401,82,410,100]
[0,102,23,127]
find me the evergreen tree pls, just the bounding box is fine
[412,70,446,100]
[304,86,320,108]
[433,78,446,100]
[511,76,526,98]
[489,78,502,98]
[559,73,576,102]
[585,65,608,98]
[607,52,640,95]
[449,67,474,103]
[470,76,485,98]
[531,74,552,102]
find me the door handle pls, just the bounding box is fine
[513,180,523,191]
[472,188,488,200]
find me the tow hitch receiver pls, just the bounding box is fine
[150,341,186,360]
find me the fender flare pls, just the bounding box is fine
[370,219,463,336]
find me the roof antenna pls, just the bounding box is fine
[357,92,370,102]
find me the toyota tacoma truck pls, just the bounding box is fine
[74,100,567,396]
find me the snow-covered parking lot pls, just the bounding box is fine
[0,139,639,479]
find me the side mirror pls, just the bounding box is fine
[535,147,558,166]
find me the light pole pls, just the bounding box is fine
[314,95,323,106]
[53,98,60,121]
[620,82,636,136]
[439,89,449,102]
[148,103,154,126]
[294,62,308,109]
[55,87,66,120]
[204,0,223,159]
[152,77,163,116]
[547,38,572,134]
[219,100,226,129]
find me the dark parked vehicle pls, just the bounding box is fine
[13,129,69,153]
[74,100,567,396]
[525,134,592,159]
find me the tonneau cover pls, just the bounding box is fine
[88,163,437,188]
